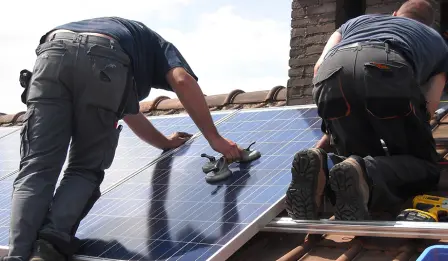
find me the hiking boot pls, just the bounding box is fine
[30,239,66,261]
[286,148,328,220]
[329,157,370,221]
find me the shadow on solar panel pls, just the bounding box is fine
[71,107,322,261]
[77,152,252,260]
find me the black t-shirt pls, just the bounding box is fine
[45,17,198,102]
[331,14,448,85]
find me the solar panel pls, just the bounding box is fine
[0,129,20,179]
[72,106,321,261]
[0,128,19,140]
[0,175,15,245]
[0,111,231,247]
[98,112,230,190]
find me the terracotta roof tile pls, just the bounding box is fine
[0,86,288,127]
[230,231,448,261]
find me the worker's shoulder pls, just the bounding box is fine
[347,13,388,23]
[341,14,391,29]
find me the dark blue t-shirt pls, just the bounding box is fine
[44,17,197,101]
[331,14,448,85]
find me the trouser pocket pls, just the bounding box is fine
[83,44,131,115]
[19,106,35,160]
[363,62,414,119]
[312,66,350,120]
[99,108,122,170]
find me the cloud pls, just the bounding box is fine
[0,2,290,113]
[0,0,194,114]
[152,5,290,98]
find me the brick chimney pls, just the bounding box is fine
[286,0,443,105]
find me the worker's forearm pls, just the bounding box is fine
[422,72,446,117]
[123,112,170,149]
[173,80,220,141]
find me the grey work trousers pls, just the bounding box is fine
[5,32,131,260]
[313,42,440,212]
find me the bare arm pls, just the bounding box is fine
[314,31,342,76]
[166,67,220,141]
[166,67,242,161]
[124,112,190,150]
[421,72,447,117]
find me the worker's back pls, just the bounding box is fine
[329,14,448,85]
[49,17,197,101]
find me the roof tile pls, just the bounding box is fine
[0,86,288,127]
[203,94,228,107]
[232,90,270,104]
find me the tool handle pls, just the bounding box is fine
[245,141,256,151]
[201,153,216,162]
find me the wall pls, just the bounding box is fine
[287,0,442,105]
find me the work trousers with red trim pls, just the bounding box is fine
[313,42,440,213]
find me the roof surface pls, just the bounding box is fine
[0,86,288,127]
[2,87,448,260]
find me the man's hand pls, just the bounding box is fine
[164,132,193,150]
[166,67,244,162]
[209,136,243,163]
[124,112,191,150]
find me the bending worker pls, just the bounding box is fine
[4,17,243,261]
[286,0,448,221]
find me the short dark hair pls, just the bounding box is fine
[396,0,435,26]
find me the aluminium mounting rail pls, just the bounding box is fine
[262,217,448,240]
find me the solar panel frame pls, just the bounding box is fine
[71,104,322,261]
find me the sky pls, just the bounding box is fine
[0,0,292,114]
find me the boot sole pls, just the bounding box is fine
[285,149,321,220]
[330,162,369,221]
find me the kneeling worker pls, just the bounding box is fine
[286,0,448,221]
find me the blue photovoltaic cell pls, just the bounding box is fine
[0,128,20,179]
[0,128,18,139]
[74,107,321,261]
[0,112,229,247]
[0,128,21,245]
[0,175,16,244]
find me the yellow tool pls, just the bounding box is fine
[396,209,438,222]
[412,194,448,222]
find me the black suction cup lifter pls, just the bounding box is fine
[202,153,218,174]
[245,141,256,151]
[205,157,232,183]
[201,153,216,162]
[239,141,261,163]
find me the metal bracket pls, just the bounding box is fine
[262,217,448,240]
